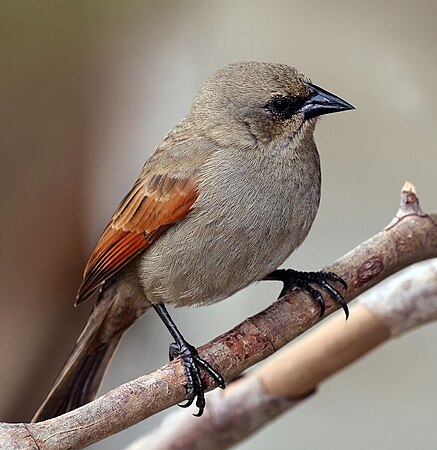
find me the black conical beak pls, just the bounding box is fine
[300,82,355,120]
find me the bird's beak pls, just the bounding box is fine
[300,82,355,120]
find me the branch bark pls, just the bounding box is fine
[1,182,437,449]
[126,256,437,450]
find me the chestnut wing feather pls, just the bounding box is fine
[76,174,198,303]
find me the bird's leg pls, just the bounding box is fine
[153,304,225,416]
[264,269,349,319]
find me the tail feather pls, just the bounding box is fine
[33,276,148,422]
[32,287,124,423]
[32,338,120,422]
[71,343,114,408]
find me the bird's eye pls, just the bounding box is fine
[266,95,304,119]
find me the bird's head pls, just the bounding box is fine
[190,61,354,147]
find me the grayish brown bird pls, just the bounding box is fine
[33,61,354,421]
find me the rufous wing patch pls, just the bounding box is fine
[76,173,198,303]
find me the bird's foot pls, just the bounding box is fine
[265,269,348,319]
[169,340,225,416]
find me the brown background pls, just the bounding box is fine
[1,1,436,449]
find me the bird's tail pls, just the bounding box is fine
[32,288,124,423]
[32,339,120,422]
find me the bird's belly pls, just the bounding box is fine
[137,188,318,307]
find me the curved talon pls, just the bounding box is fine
[323,272,348,290]
[195,357,226,389]
[318,278,349,319]
[178,398,193,408]
[328,272,347,289]
[194,390,206,416]
[337,297,349,319]
[265,268,348,319]
[171,341,225,416]
[303,284,326,317]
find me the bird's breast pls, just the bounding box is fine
[138,143,321,306]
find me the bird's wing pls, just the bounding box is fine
[76,171,198,303]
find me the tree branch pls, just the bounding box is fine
[1,182,437,449]
[126,256,437,450]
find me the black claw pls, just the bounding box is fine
[171,340,224,416]
[265,269,348,319]
[178,398,193,408]
[195,357,226,389]
[321,271,348,290]
[153,303,226,417]
[317,278,349,320]
[307,285,326,317]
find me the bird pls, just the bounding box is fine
[33,61,354,422]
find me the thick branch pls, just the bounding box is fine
[127,257,437,450]
[1,182,437,449]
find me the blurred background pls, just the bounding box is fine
[1,1,436,449]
